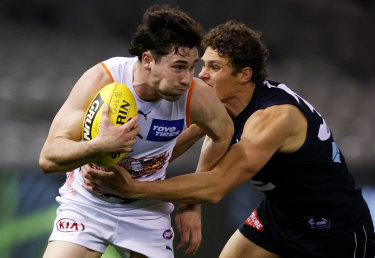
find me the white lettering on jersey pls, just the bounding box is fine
[265,81,331,142]
[152,126,181,137]
[318,118,331,141]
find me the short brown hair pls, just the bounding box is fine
[129,5,204,62]
[203,20,269,85]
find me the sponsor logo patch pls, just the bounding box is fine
[306,216,331,229]
[245,209,264,231]
[146,119,184,142]
[118,152,169,179]
[56,218,85,232]
[83,94,104,141]
[163,229,174,240]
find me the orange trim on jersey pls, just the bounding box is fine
[100,62,114,82]
[186,80,195,127]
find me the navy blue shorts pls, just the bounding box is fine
[239,200,375,257]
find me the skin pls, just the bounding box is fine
[39,64,140,173]
[82,47,308,257]
[40,47,233,257]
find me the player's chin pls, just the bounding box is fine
[162,93,183,101]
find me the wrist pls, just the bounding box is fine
[122,178,142,199]
[178,203,202,212]
[87,138,104,157]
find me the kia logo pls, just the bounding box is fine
[56,218,85,232]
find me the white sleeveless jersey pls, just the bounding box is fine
[51,57,189,246]
[60,56,192,207]
[100,56,193,181]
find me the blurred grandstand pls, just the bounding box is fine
[0,0,374,257]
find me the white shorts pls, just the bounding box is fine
[48,170,175,258]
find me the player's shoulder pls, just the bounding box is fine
[190,77,217,102]
[102,56,138,67]
[192,77,205,86]
[253,104,295,122]
[192,77,214,93]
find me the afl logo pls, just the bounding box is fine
[163,229,174,240]
[56,218,85,232]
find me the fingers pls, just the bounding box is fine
[175,216,183,236]
[81,165,106,190]
[124,115,140,138]
[176,227,201,255]
[176,229,189,250]
[175,204,202,255]
[185,231,202,255]
[101,104,110,123]
[125,115,139,129]
[81,166,98,192]
[109,165,131,180]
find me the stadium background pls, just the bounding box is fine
[0,0,374,257]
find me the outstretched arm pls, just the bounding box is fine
[82,104,305,203]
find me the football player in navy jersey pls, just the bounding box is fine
[83,20,375,257]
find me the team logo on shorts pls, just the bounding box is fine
[56,218,85,232]
[306,216,331,229]
[146,119,184,142]
[163,229,174,240]
[245,209,264,231]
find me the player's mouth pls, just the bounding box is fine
[175,87,188,94]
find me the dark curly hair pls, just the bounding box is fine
[202,20,269,85]
[129,5,204,62]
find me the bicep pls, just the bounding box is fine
[47,64,112,142]
[238,105,297,171]
[208,107,294,195]
[189,80,233,141]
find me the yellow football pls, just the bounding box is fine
[82,82,137,167]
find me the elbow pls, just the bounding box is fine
[204,192,225,205]
[39,154,57,174]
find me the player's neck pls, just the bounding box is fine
[224,81,255,118]
[132,60,161,102]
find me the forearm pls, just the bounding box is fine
[130,171,223,204]
[196,136,227,172]
[170,125,205,163]
[125,142,252,204]
[39,137,101,173]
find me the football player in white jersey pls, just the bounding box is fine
[39,5,233,258]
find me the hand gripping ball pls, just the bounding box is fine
[82,82,137,167]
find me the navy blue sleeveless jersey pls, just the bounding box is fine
[232,80,370,231]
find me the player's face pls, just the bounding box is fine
[198,47,241,104]
[150,47,199,101]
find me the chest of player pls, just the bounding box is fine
[125,98,188,159]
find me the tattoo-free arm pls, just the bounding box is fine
[121,105,301,203]
[39,64,139,173]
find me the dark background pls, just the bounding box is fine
[0,0,374,257]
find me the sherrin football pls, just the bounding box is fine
[82,82,137,167]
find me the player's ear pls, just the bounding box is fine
[142,51,153,71]
[240,67,252,83]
